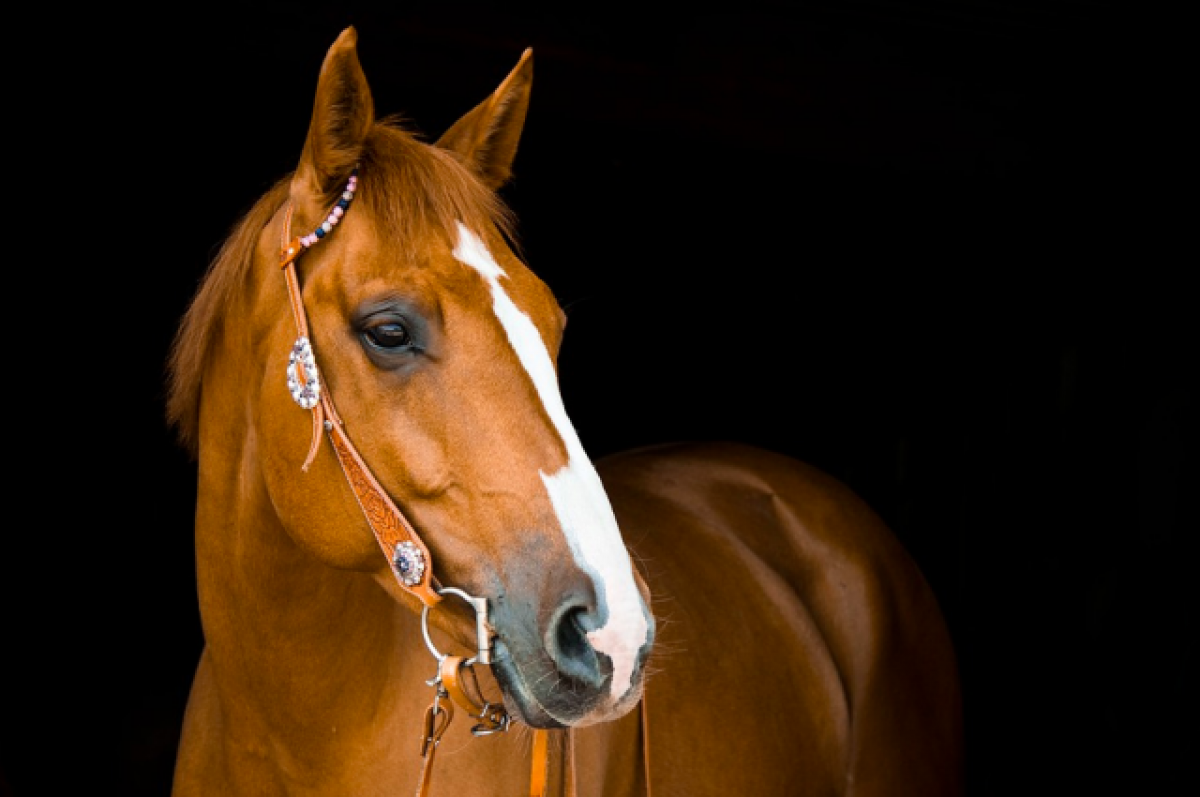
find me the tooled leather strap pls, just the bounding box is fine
[319,393,443,606]
[279,198,442,607]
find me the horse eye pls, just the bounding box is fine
[362,321,412,350]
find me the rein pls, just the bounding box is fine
[274,170,572,796]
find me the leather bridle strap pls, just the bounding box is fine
[437,655,568,797]
[437,658,651,797]
[530,729,551,797]
[278,190,442,607]
[640,686,652,797]
[413,697,452,797]
[438,655,511,735]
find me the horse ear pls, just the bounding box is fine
[435,48,533,190]
[292,27,374,207]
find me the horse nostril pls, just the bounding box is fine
[548,603,607,689]
[556,608,590,659]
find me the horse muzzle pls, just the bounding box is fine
[486,583,655,729]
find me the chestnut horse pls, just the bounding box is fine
[166,27,962,797]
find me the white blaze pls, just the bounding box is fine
[452,222,649,700]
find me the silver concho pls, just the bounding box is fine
[286,336,321,409]
[393,541,426,587]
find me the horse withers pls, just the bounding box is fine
[166,26,962,796]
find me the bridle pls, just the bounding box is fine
[275,167,578,796]
[278,169,443,608]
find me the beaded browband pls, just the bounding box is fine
[276,167,444,608]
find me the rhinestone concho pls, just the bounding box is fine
[393,541,427,586]
[286,336,321,409]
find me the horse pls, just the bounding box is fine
[165,26,963,797]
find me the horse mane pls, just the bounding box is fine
[166,116,519,458]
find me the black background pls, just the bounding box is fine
[6,3,1192,796]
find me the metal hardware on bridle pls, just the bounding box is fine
[423,587,513,736]
[419,688,452,758]
[422,587,493,665]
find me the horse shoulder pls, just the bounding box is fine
[596,440,963,796]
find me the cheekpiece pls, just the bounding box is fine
[286,336,321,409]
[393,540,427,587]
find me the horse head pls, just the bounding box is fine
[176,27,654,730]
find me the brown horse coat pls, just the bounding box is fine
[167,26,962,797]
[585,441,962,795]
